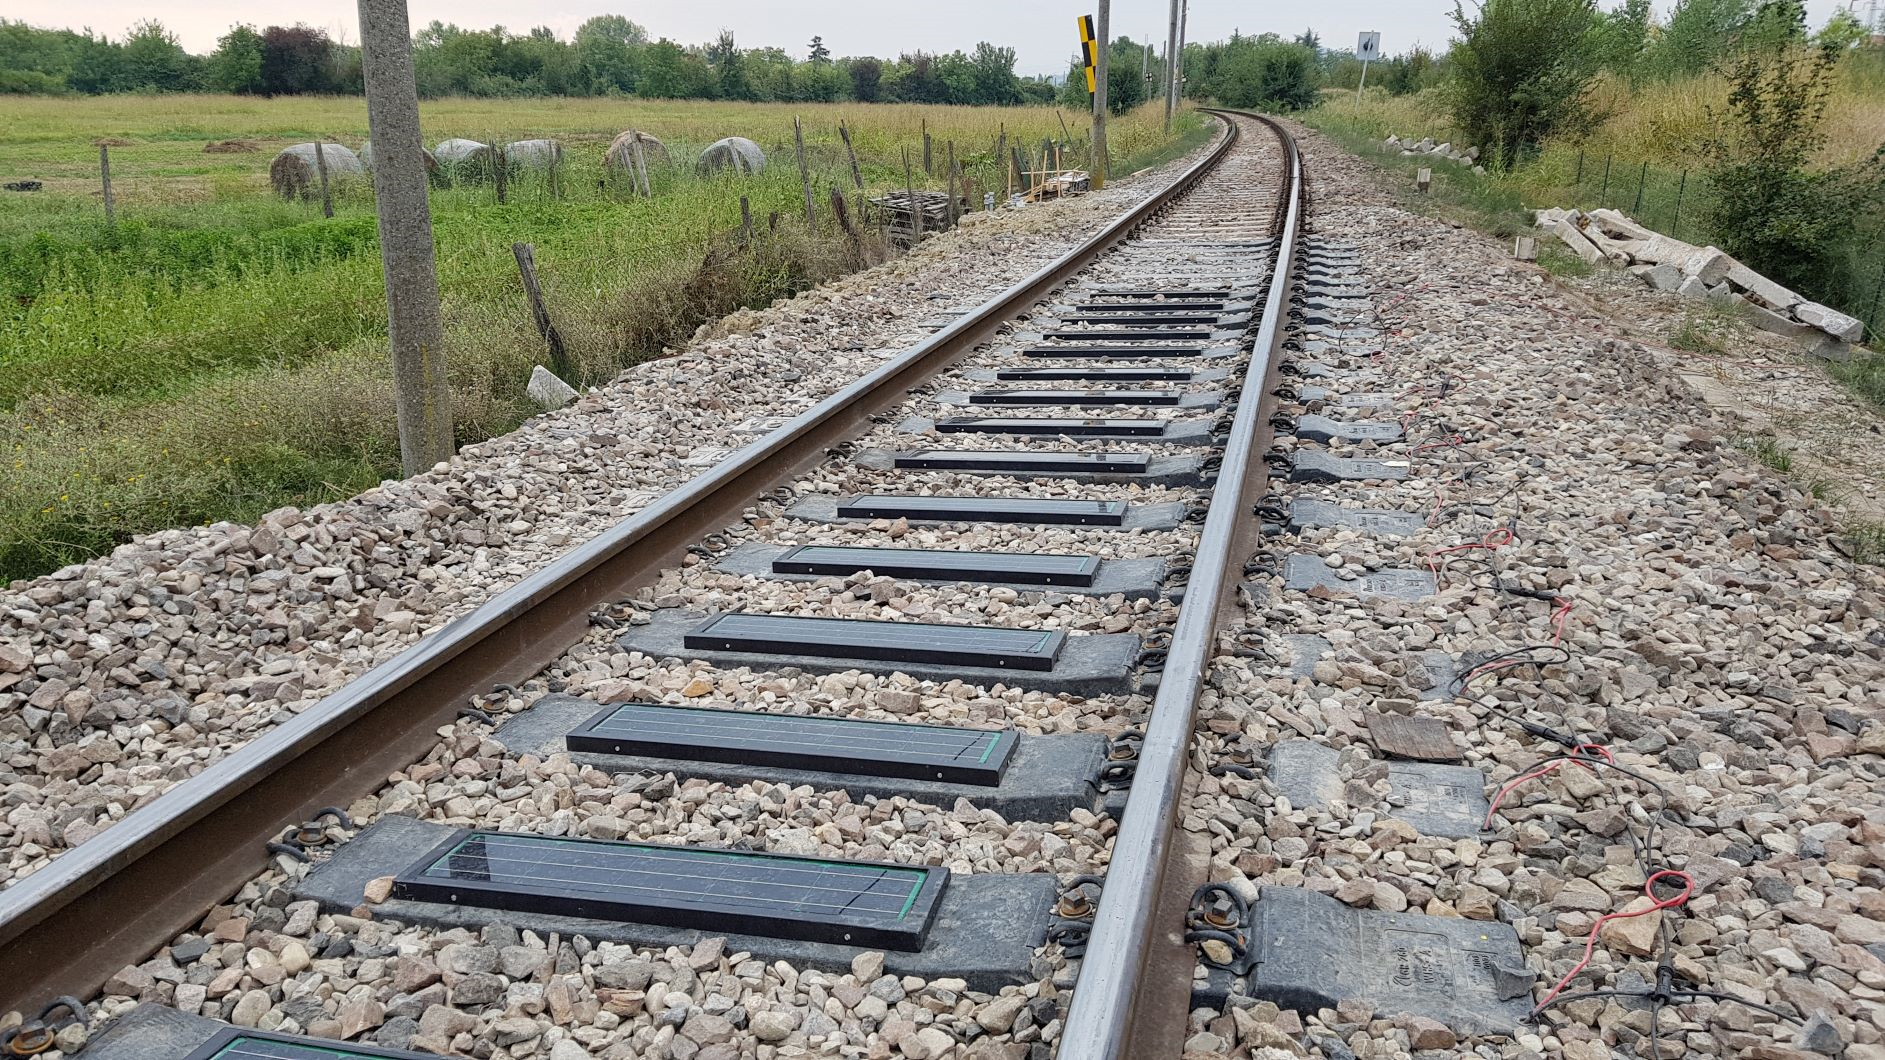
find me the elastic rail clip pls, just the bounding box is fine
[267,807,355,863]
[2,997,87,1056]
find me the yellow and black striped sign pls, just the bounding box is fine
[1077,15,1097,94]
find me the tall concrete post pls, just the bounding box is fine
[1163,0,1180,131]
[359,0,453,476]
[1174,0,1189,111]
[1091,0,1109,189]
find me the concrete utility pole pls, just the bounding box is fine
[1091,1,1109,189]
[359,0,454,476]
[1163,0,1180,131]
[1174,0,1189,110]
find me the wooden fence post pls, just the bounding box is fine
[98,143,115,224]
[997,125,1008,198]
[494,139,509,205]
[512,242,571,380]
[739,195,753,245]
[922,119,932,175]
[313,139,335,218]
[830,186,856,239]
[945,141,959,227]
[839,121,864,191]
[794,116,816,233]
[630,136,651,198]
[904,146,920,243]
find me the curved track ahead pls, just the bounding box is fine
[1,111,1305,1060]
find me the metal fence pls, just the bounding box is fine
[1563,150,1884,348]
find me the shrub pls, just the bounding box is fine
[1701,0,1885,296]
[1446,0,1603,169]
[1212,39,1322,112]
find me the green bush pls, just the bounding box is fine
[1701,1,1885,297]
[1446,0,1603,168]
[1209,38,1322,112]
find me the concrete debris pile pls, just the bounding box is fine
[1537,206,1864,358]
[1383,134,1486,175]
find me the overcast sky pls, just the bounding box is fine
[12,0,1859,76]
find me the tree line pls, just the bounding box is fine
[0,17,1063,105]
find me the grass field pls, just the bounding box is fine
[0,95,1208,583]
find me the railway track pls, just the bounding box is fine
[0,111,1308,1059]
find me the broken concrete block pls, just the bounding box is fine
[1726,263,1802,311]
[1513,236,1537,262]
[1682,246,1734,286]
[1676,275,1710,299]
[1794,301,1865,343]
[1533,207,1575,228]
[1415,168,1432,192]
[526,365,578,410]
[1706,283,1746,308]
[1748,303,1825,346]
[1589,208,1655,241]
[1639,263,1683,291]
[1552,220,1604,265]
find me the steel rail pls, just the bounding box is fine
[1056,110,1304,1060]
[0,117,1244,1016]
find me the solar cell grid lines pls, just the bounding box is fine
[1021,345,1208,358]
[994,367,1196,381]
[773,544,1100,586]
[684,613,1066,670]
[567,702,1019,784]
[834,495,1130,526]
[893,450,1153,475]
[183,1028,435,1059]
[934,417,1170,437]
[393,830,947,949]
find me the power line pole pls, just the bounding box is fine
[358,0,454,476]
[1174,0,1189,110]
[1091,1,1110,189]
[1163,0,1180,131]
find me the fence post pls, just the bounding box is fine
[1574,150,1583,187]
[1869,259,1885,349]
[314,139,335,219]
[494,138,508,205]
[739,195,752,245]
[1631,161,1648,215]
[630,136,651,198]
[839,121,864,191]
[1598,154,1612,207]
[1672,170,1687,237]
[512,242,571,380]
[359,0,453,476]
[997,124,1008,198]
[904,145,921,243]
[794,116,816,233]
[98,143,115,224]
[946,141,959,228]
[830,186,856,239]
[922,119,932,175]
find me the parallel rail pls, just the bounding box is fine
[0,115,1251,1016]
[1058,110,1304,1060]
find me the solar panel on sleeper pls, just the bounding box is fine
[935,417,1168,437]
[1091,288,1232,299]
[1058,313,1223,326]
[834,495,1129,526]
[894,450,1151,474]
[773,544,1100,586]
[1041,329,1213,341]
[182,1028,435,1060]
[1020,345,1205,359]
[685,613,1065,670]
[392,829,946,949]
[968,389,1180,406]
[1073,301,1226,312]
[567,702,1019,784]
[996,367,1196,382]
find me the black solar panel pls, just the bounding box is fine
[1021,345,1205,359]
[774,544,1100,586]
[1091,288,1233,299]
[685,613,1066,670]
[1041,329,1214,341]
[393,829,946,949]
[894,450,1152,474]
[835,495,1128,526]
[183,1029,433,1060]
[1073,301,1227,312]
[968,389,1181,406]
[567,702,1019,784]
[935,417,1169,437]
[996,367,1196,381]
[1058,313,1223,326]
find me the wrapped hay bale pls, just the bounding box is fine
[435,138,496,182]
[604,129,669,173]
[360,140,441,180]
[697,136,766,176]
[269,142,363,201]
[504,139,564,168]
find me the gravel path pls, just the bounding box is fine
[0,130,1224,892]
[1178,120,1885,1060]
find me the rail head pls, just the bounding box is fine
[1055,110,1305,1060]
[0,115,1244,1016]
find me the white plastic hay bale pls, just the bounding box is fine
[697,136,766,176]
[604,129,670,173]
[269,142,363,201]
[504,139,564,168]
[434,138,496,182]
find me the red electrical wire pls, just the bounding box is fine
[1482,744,1614,830]
[1426,526,1516,585]
[1533,870,1695,1013]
